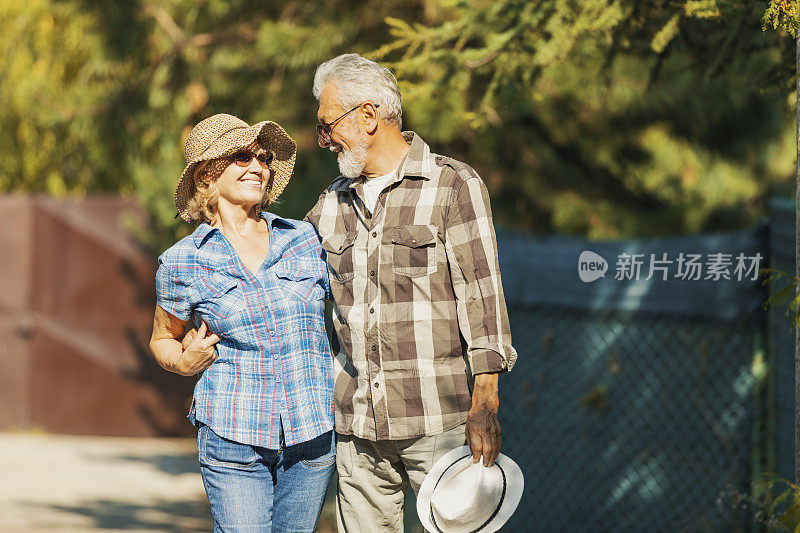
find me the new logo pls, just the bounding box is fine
[578,251,608,283]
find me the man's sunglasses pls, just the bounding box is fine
[229,150,275,169]
[317,103,380,146]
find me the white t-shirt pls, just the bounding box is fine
[363,169,397,213]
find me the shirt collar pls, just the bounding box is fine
[192,211,296,248]
[347,130,434,190]
[397,131,435,180]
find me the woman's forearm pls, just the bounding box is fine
[149,337,187,375]
[150,306,220,376]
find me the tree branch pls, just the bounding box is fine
[143,4,185,43]
[519,113,665,211]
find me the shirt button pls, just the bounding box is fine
[372,231,377,237]
[371,345,377,352]
[370,270,375,276]
[374,382,379,388]
[270,330,275,337]
[411,239,417,244]
[369,307,374,314]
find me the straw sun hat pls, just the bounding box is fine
[174,113,297,222]
[417,446,524,533]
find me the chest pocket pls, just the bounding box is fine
[197,273,247,327]
[274,268,324,301]
[392,224,438,277]
[321,232,356,284]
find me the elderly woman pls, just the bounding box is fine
[149,114,334,533]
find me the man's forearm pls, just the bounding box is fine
[471,372,500,411]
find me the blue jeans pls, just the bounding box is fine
[198,424,335,532]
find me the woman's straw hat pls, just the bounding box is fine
[174,113,297,221]
[417,446,524,533]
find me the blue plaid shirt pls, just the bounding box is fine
[155,212,333,448]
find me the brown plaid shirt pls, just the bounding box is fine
[305,132,517,441]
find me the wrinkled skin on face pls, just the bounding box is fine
[317,83,369,178]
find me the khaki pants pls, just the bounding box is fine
[335,423,467,533]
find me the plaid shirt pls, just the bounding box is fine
[155,212,334,448]
[305,132,517,441]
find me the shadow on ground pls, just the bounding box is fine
[9,441,415,532]
[108,452,200,476]
[17,499,210,532]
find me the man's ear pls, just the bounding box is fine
[362,103,380,135]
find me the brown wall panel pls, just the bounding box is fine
[0,318,30,429]
[29,322,195,437]
[30,202,157,369]
[0,195,33,312]
[0,195,196,437]
[31,198,156,320]
[0,196,33,429]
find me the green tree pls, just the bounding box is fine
[0,0,795,249]
[374,0,795,238]
[0,0,428,252]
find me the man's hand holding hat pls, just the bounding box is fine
[466,372,502,467]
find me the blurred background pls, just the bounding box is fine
[1,0,799,531]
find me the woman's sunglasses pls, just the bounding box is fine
[230,150,275,169]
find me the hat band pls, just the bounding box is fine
[428,455,508,533]
[197,125,251,159]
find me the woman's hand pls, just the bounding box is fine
[174,321,220,376]
[149,305,220,376]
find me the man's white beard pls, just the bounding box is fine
[337,140,368,179]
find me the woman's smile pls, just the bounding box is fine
[239,175,263,188]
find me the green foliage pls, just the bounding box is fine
[0,0,796,250]
[0,0,428,253]
[763,268,800,330]
[763,0,800,36]
[0,0,139,194]
[373,0,795,238]
[722,473,800,531]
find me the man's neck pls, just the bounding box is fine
[361,128,410,178]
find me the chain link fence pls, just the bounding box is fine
[488,221,771,532]
[499,308,761,531]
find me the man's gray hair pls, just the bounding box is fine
[313,53,403,129]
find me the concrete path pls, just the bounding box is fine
[0,432,341,532]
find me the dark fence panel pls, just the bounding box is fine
[500,309,758,532]
[493,222,769,532]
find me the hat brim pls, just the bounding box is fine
[417,446,524,533]
[174,120,297,222]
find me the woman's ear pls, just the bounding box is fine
[194,169,210,188]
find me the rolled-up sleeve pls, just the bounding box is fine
[155,258,194,321]
[444,173,518,375]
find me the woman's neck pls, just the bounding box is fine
[213,201,264,238]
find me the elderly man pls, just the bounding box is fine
[305,53,517,532]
